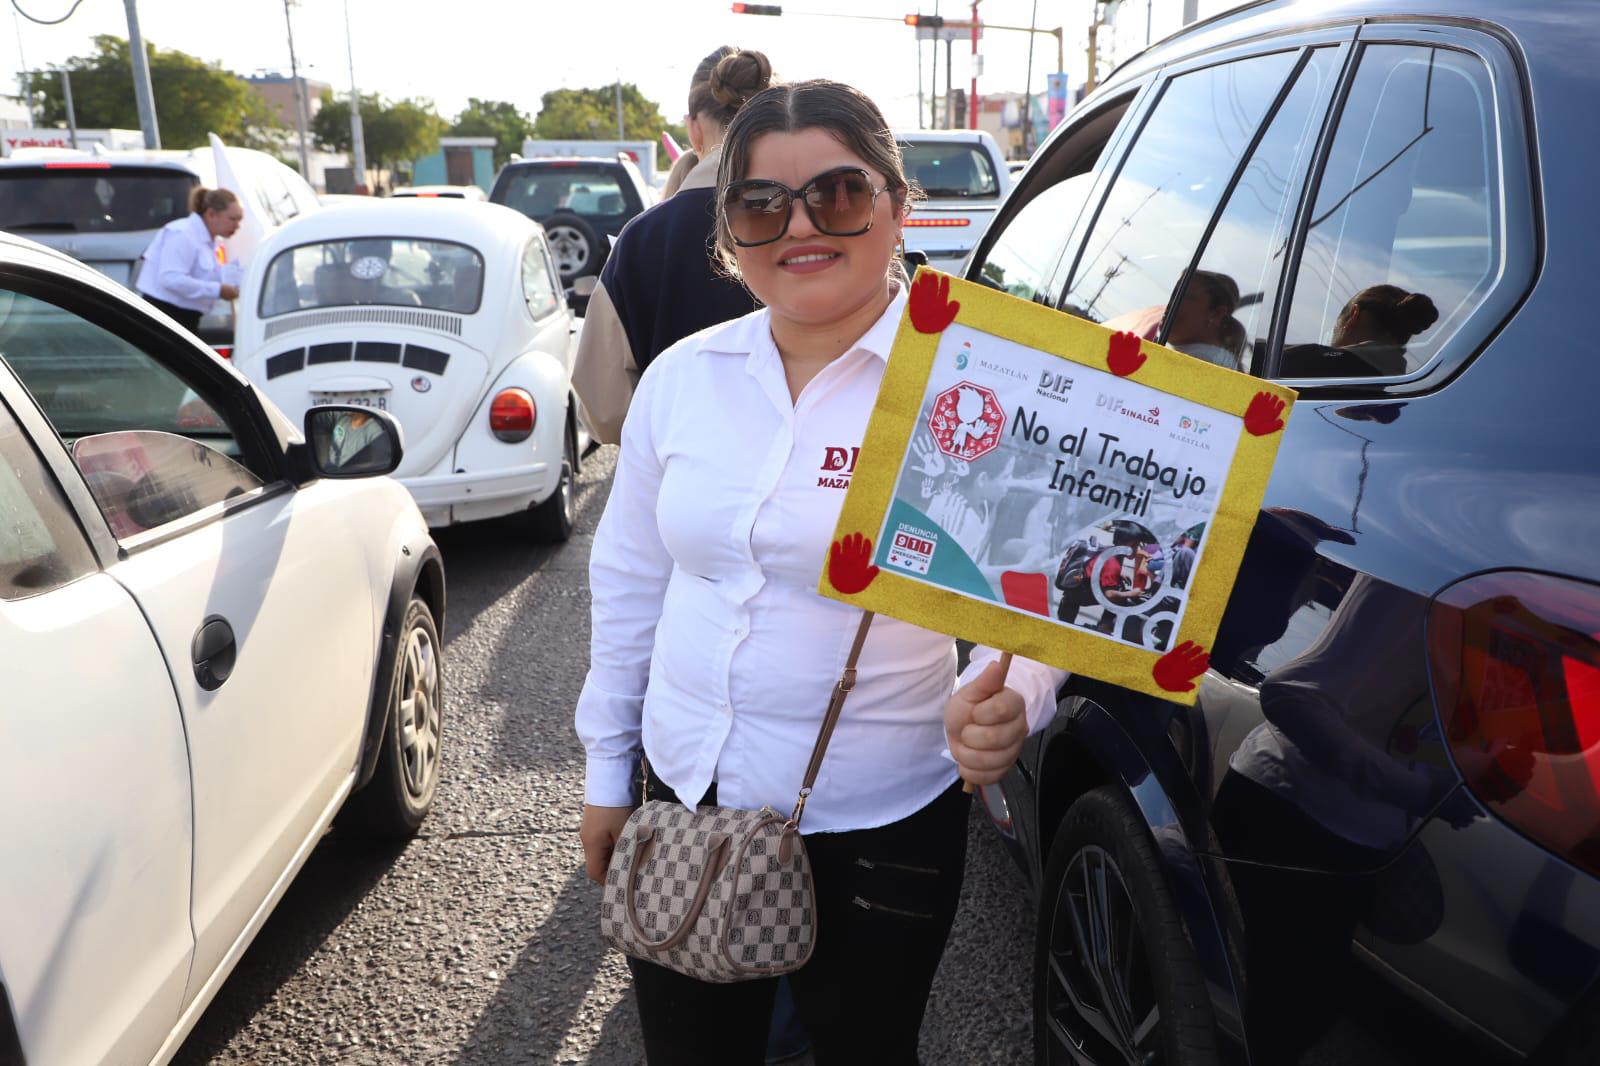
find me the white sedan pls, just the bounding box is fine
[0,233,445,1064]
[233,200,586,539]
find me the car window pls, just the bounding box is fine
[522,237,560,319]
[70,429,263,541]
[260,237,485,317]
[0,289,265,539]
[1164,47,1343,374]
[978,172,1095,304]
[1278,45,1500,379]
[902,141,1000,199]
[0,397,96,599]
[0,166,193,234]
[1060,51,1299,332]
[495,166,632,220]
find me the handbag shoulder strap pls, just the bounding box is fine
[788,610,875,829]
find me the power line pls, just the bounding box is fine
[10,0,87,26]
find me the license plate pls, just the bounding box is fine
[313,390,389,412]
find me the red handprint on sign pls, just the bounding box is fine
[1244,391,1287,436]
[828,533,880,594]
[1106,331,1147,377]
[1153,641,1211,693]
[909,270,961,334]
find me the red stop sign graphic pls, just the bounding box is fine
[928,381,1005,461]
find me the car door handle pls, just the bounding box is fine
[192,616,237,691]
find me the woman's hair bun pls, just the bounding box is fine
[1395,291,1439,335]
[710,50,773,109]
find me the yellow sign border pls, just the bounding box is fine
[818,271,1297,704]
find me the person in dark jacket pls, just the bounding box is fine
[572,46,773,443]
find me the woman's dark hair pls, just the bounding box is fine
[1338,284,1439,344]
[713,79,916,284]
[1188,269,1240,314]
[190,186,239,216]
[688,47,774,129]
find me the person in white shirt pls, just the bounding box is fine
[135,186,243,334]
[575,78,1067,1065]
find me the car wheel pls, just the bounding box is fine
[1035,787,1217,1066]
[543,212,599,282]
[523,419,576,543]
[339,596,443,839]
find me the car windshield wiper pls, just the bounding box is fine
[6,220,80,232]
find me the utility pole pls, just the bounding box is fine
[282,0,311,178]
[123,0,160,149]
[968,0,980,130]
[343,0,367,192]
[1021,0,1037,155]
[930,0,939,129]
[614,79,625,138]
[59,68,76,148]
[916,29,924,129]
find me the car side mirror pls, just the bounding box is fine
[565,274,597,314]
[305,405,404,479]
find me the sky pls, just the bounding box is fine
[2,0,1232,132]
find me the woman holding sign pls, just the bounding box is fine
[575,80,1065,1064]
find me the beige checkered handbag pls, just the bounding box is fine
[599,612,875,982]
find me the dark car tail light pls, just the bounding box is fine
[211,345,232,360]
[1428,571,1600,876]
[489,388,535,443]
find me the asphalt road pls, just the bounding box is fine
[173,445,1037,1066]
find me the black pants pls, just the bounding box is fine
[628,768,971,1065]
[143,294,202,334]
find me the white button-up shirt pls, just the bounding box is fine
[136,213,237,312]
[575,289,1067,833]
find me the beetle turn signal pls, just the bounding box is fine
[489,388,535,443]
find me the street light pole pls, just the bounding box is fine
[59,68,77,148]
[122,0,160,149]
[968,0,979,130]
[343,0,367,192]
[282,0,312,178]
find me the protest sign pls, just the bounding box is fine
[820,271,1297,704]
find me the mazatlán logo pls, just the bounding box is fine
[955,351,968,370]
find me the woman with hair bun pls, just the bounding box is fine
[572,46,774,444]
[135,186,244,334]
[1330,284,1439,376]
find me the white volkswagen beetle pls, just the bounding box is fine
[233,200,585,539]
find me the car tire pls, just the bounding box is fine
[339,596,443,839]
[523,418,576,543]
[1034,786,1218,1066]
[543,212,600,282]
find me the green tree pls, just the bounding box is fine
[313,91,447,174]
[449,98,534,168]
[26,35,280,151]
[531,83,686,167]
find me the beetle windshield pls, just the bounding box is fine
[259,236,485,317]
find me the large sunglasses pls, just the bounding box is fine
[721,166,888,248]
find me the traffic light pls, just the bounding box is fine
[731,3,782,13]
[904,13,945,27]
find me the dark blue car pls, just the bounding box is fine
[967,2,1600,1063]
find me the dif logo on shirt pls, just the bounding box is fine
[817,446,860,489]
